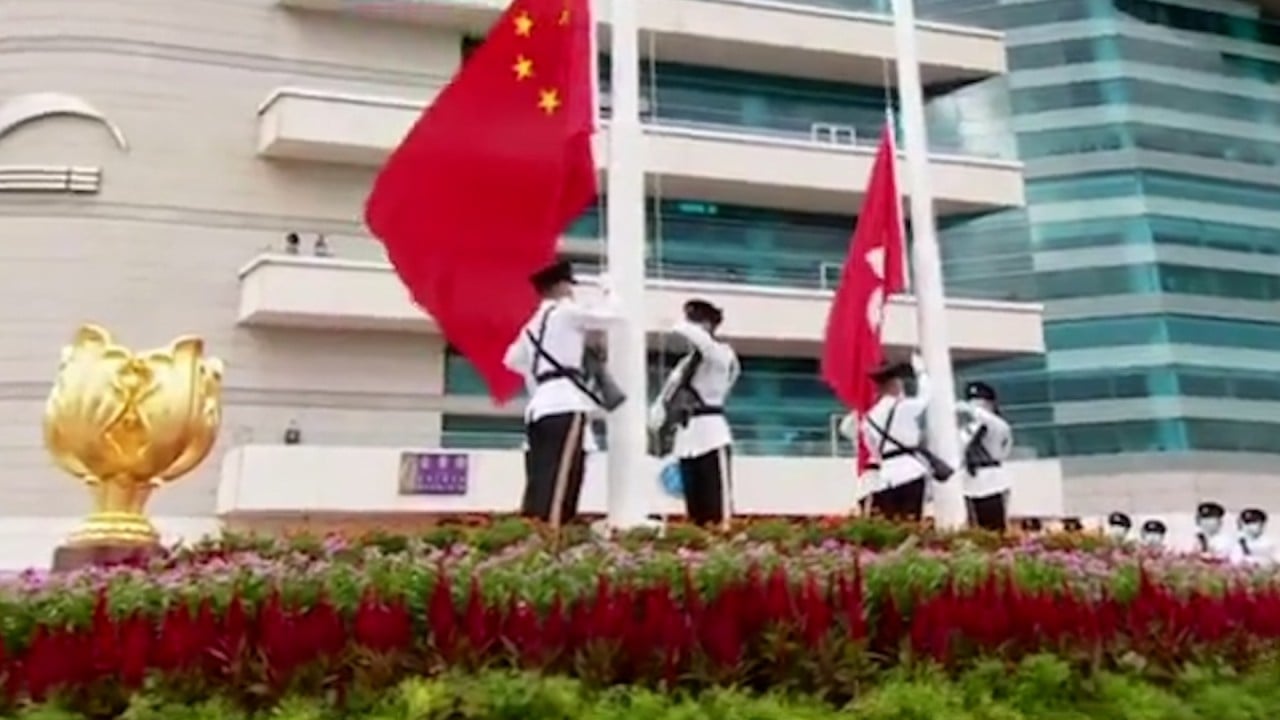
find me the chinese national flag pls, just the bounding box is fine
[820,126,907,472]
[365,0,597,403]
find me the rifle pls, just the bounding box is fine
[648,352,703,457]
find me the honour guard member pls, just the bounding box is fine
[857,355,952,522]
[648,299,739,527]
[1194,501,1233,558]
[1192,499,1233,556]
[1231,508,1275,566]
[1105,511,1133,542]
[957,381,1014,532]
[503,260,621,527]
[1139,518,1167,550]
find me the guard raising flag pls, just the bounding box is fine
[648,299,740,527]
[855,356,952,521]
[503,260,624,527]
[957,381,1013,531]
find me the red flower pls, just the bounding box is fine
[352,590,412,653]
[117,613,152,689]
[462,579,495,653]
[427,573,457,658]
[799,574,832,648]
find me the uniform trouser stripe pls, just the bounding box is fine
[547,413,585,529]
[716,446,732,530]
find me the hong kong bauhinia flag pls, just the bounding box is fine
[820,125,907,472]
[364,0,597,403]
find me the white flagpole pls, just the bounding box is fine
[889,0,966,529]
[604,0,651,530]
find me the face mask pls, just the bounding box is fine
[1141,533,1164,546]
[1106,526,1128,540]
[1242,522,1265,539]
[1198,518,1222,535]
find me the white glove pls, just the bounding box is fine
[910,353,925,374]
[596,273,614,296]
[647,401,666,431]
[837,413,857,440]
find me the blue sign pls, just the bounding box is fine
[399,452,469,496]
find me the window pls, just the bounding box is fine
[572,197,1038,296]
[1010,36,1280,83]
[1029,171,1280,212]
[1045,316,1170,350]
[1046,315,1280,352]
[1029,215,1280,256]
[1012,79,1280,126]
[441,415,524,450]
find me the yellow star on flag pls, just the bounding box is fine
[559,8,570,25]
[513,11,533,36]
[538,88,561,114]
[513,55,533,80]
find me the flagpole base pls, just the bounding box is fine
[592,516,664,540]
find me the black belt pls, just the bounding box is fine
[689,406,723,417]
[536,369,583,384]
[968,459,1003,469]
[882,449,915,460]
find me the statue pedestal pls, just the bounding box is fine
[52,542,160,572]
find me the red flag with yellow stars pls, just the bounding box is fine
[365,0,597,403]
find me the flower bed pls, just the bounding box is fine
[2,517,1280,718]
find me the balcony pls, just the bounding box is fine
[216,444,1065,519]
[237,254,1046,357]
[277,0,1005,86]
[257,88,1025,214]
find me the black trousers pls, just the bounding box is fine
[869,477,926,522]
[679,446,732,526]
[967,492,1008,532]
[521,412,586,527]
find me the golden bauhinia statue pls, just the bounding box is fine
[42,325,222,568]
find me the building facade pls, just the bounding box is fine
[0,0,1092,566]
[912,0,1280,511]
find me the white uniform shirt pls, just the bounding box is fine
[957,402,1013,499]
[1230,535,1276,566]
[1192,529,1236,559]
[648,321,739,459]
[514,361,598,452]
[503,295,618,424]
[857,372,931,494]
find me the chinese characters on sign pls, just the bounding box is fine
[398,452,469,496]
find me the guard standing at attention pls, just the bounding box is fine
[957,381,1014,532]
[503,260,621,527]
[1140,518,1167,550]
[1194,501,1233,559]
[1231,507,1275,566]
[1105,511,1133,542]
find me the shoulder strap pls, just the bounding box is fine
[965,425,995,465]
[674,351,706,407]
[865,402,902,456]
[1197,532,1209,553]
[1240,537,1252,556]
[525,305,604,406]
[528,305,556,377]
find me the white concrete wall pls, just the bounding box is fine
[0,0,465,517]
[216,444,1066,519]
